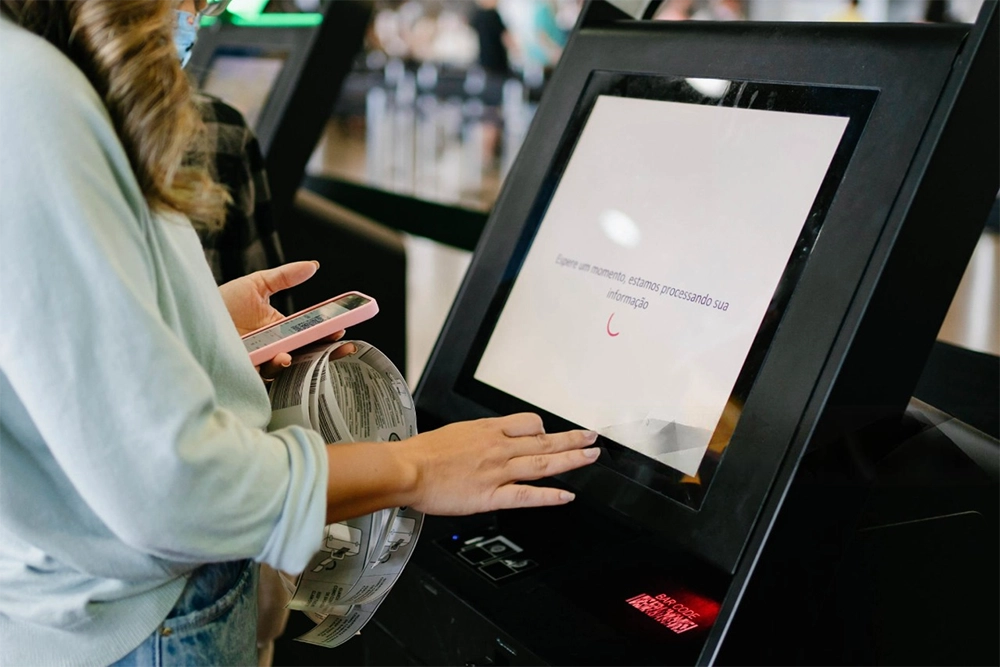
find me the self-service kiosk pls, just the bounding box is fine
[186,2,371,222]
[360,2,999,665]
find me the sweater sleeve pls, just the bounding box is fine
[0,23,327,574]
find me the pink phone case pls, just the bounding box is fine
[242,291,379,366]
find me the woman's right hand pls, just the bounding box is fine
[323,413,599,524]
[399,413,599,515]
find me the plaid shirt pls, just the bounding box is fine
[194,93,285,285]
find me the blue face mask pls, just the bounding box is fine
[174,10,200,68]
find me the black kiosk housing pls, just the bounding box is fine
[369,2,998,665]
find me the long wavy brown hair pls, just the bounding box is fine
[1,0,228,231]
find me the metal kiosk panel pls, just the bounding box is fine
[395,2,998,665]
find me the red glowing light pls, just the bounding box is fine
[625,590,720,634]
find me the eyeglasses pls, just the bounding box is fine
[198,0,232,18]
[196,0,232,18]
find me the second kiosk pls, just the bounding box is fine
[371,2,999,664]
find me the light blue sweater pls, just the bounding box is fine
[0,18,328,666]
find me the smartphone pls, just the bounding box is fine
[242,291,378,366]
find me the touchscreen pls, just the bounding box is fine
[474,94,848,478]
[202,48,288,130]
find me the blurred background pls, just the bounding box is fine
[306,0,986,214]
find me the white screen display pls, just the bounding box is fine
[474,95,848,477]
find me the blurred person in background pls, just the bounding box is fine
[924,0,959,22]
[692,0,745,21]
[402,1,440,63]
[469,0,517,171]
[828,0,867,22]
[654,0,695,20]
[554,0,583,32]
[371,0,428,60]
[470,0,516,77]
[525,0,569,75]
[430,7,479,65]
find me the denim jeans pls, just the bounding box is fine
[111,560,258,667]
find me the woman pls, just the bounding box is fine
[0,2,599,665]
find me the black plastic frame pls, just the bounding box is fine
[416,7,998,577]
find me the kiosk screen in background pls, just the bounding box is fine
[202,49,288,130]
[474,95,848,477]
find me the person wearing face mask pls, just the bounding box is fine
[176,0,289,312]
[174,0,226,67]
[0,2,601,666]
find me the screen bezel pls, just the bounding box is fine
[455,72,876,511]
[413,19,969,573]
[200,47,290,131]
[187,25,309,155]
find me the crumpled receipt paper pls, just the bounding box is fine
[267,340,421,648]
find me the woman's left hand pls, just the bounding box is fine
[219,261,356,379]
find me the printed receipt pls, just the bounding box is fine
[267,341,421,648]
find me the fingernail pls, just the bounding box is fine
[559,491,575,502]
[583,430,598,443]
[583,447,600,459]
[311,260,320,270]
[281,360,291,368]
